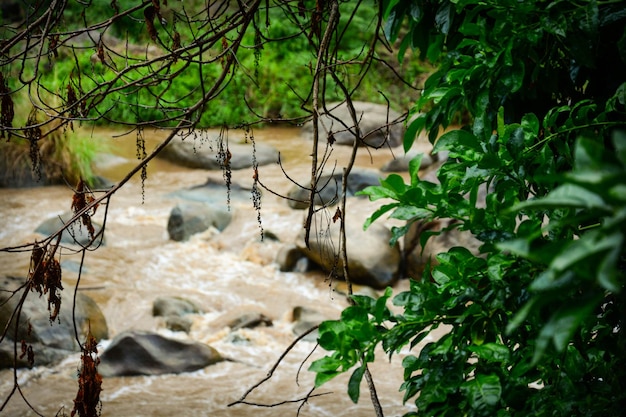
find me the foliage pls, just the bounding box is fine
[6,1,421,129]
[311,1,626,416]
[0,121,102,186]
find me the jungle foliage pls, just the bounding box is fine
[310,1,626,416]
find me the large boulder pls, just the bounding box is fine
[167,202,232,241]
[35,211,105,247]
[98,331,223,377]
[286,168,382,209]
[296,200,401,289]
[301,101,404,147]
[167,177,253,206]
[0,276,108,369]
[159,132,279,170]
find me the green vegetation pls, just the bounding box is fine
[12,1,423,128]
[2,1,424,184]
[311,1,626,415]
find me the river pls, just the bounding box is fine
[0,126,434,417]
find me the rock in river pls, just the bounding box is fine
[98,331,223,377]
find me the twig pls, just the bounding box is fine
[228,325,319,407]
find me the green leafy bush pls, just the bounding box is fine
[311,1,626,415]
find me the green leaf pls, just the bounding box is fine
[504,125,524,155]
[468,343,510,363]
[533,293,603,363]
[357,185,396,201]
[314,369,341,387]
[380,173,407,195]
[404,113,426,152]
[512,184,607,211]
[374,287,393,323]
[348,365,366,403]
[383,2,406,42]
[390,206,431,221]
[598,241,622,292]
[317,320,345,350]
[550,230,621,273]
[462,374,502,410]
[408,154,423,186]
[362,203,399,230]
[435,3,452,35]
[521,113,540,137]
[506,297,539,335]
[433,129,482,158]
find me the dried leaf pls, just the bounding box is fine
[44,258,63,322]
[96,40,106,65]
[48,34,59,58]
[25,108,42,180]
[29,242,46,294]
[72,179,98,240]
[333,207,342,223]
[20,340,35,367]
[144,6,157,41]
[71,329,102,417]
[0,73,15,139]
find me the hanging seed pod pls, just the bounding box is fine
[0,73,14,139]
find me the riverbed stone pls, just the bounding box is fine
[291,306,329,342]
[167,202,232,241]
[301,101,404,147]
[168,177,252,206]
[382,149,435,172]
[159,132,279,170]
[296,200,401,289]
[98,331,223,377]
[276,244,310,272]
[227,312,273,331]
[35,211,105,247]
[286,167,382,209]
[153,296,201,317]
[0,276,108,369]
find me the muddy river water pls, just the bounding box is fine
[0,126,437,417]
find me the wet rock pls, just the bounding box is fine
[98,331,223,377]
[159,132,279,170]
[296,200,401,289]
[240,239,283,266]
[153,296,199,334]
[382,150,434,172]
[167,202,232,241]
[153,296,201,317]
[164,316,193,333]
[275,244,310,272]
[301,101,404,147]
[35,211,105,247]
[227,312,272,331]
[291,306,329,342]
[168,177,252,205]
[0,276,108,369]
[286,167,382,209]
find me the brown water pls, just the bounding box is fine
[0,126,436,417]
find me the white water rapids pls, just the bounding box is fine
[0,126,438,417]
